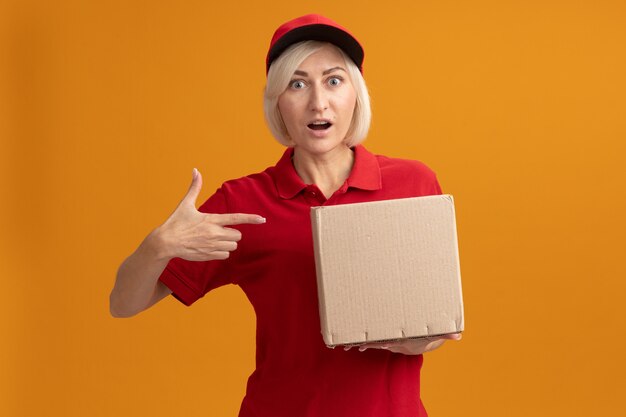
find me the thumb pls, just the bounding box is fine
[182,168,203,206]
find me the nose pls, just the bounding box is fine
[309,84,328,112]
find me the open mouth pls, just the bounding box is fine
[308,121,332,130]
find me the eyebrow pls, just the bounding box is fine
[293,66,346,77]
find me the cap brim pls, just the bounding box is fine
[267,24,364,73]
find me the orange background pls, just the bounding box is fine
[2,1,625,416]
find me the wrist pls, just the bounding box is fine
[142,227,174,262]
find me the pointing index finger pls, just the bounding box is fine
[212,213,266,226]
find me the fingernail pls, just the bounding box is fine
[358,346,367,352]
[380,345,389,349]
[258,217,266,223]
[192,168,198,179]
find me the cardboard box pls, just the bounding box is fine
[310,195,464,347]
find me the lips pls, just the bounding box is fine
[307,120,332,130]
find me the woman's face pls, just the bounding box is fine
[277,44,357,157]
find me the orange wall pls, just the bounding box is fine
[2,1,625,415]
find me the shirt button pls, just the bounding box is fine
[309,191,316,197]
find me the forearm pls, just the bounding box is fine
[110,229,172,318]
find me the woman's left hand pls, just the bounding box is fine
[344,333,462,355]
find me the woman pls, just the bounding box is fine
[110,14,460,417]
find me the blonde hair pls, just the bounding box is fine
[263,40,371,147]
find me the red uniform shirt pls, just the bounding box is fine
[159,145,442,417]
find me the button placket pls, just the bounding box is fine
[304,186,326,205]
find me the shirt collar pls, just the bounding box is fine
[272,145,382,200]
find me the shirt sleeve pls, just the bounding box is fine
[431,174,443,195]
[158,187,236,306]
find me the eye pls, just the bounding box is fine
[290,80,306,89]
[328,77,342,86]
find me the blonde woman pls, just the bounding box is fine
[110,14,459,417]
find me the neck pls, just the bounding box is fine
[292,145,355,199]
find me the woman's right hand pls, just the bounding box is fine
[153,168,266,262]
[110,169,265,318]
